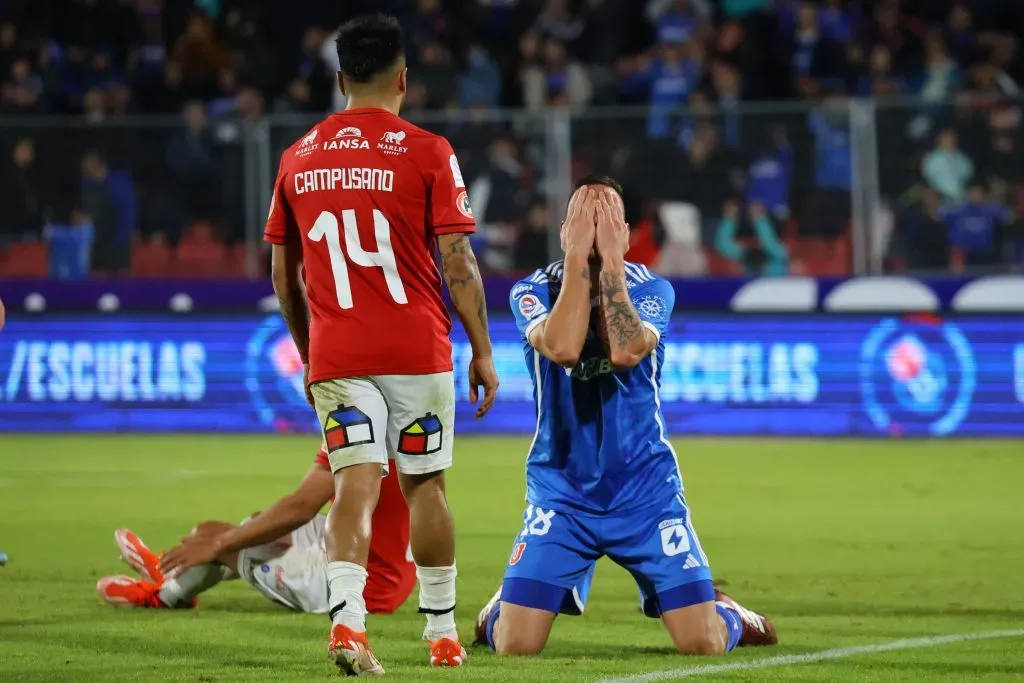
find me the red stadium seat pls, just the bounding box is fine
[131,239,174,277]
[176,240,227,278]
[5,243,48,277]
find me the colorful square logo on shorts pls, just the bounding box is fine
[324,405,375,453]
[397,414,443,455]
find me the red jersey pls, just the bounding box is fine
[264,108,476,383]
[314,450,415,614]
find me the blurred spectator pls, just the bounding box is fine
[80,151,137,275]
[621,38,703,137]
[522,39,592,111]
[860,44,904,97]
[412,42,458,109]
[807,91,852,236]
[459,46,501,108]
[2,57,43,114]
[515,200,550,270]
[745,128,793,221]
[711,62,742,147]
[44,208,94,280]
[980,103,1022,186]
[208,68,242,119]
[944,4,979,68]
[173,15,229,96]
[785,1,845,97]
[166,102,219,227]
[720,0,770,19]
[294,28,334,113]
[715,201,788,275]
[922,129,974,203]
[946,184,1010,272]
[1,138,44,241]
[909,35,959,139]
[893,188,950,271]
[411,0,454,48]
[647,0,708,46]
[274,79,313,114]
[819,0,852,43]
[532,0,585,51]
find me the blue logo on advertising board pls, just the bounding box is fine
[859,317,976,435]
[245,316,317,431]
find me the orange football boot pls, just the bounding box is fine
[96,575,167,608]
[114,528,164,584]
[429,637,468,667]
[328,623,385,676]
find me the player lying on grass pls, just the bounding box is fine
[96,445,414,615]
[475,178,778,656]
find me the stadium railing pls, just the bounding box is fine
[0,97,1021,280]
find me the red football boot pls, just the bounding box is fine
[716,590,778,646]
[328,623,385,676]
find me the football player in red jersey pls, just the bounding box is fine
[95,447,415,616]
[264,13,497,675]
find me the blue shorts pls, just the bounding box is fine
[501,492,714,618]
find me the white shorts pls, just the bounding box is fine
[310,372,455,476]
[237,515,329,613]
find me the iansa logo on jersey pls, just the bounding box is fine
[295,128,319,157]
[377,130,408,156]
[456,191,473,219]
[323,127,369,151]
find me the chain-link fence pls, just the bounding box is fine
[2,97,1021,280]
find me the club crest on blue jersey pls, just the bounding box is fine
[397,413,443,455]
[324,405,374,452]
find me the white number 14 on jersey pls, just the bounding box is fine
[307,209,409,309]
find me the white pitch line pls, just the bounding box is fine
[595,629,1024,683]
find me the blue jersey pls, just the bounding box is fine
[510,261,681,516]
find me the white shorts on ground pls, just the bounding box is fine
[310,372,455,476]
[237,515,329,613]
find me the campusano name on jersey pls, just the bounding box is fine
[294,168,395,194]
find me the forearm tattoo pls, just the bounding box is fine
[442,235,488,329]
[599,272,643,350]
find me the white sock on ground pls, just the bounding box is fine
[326,561,368,631]
[158,564,226,607]
[417,564,458,641]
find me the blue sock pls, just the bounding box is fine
[485,604,502,652]
[716,603,742,652]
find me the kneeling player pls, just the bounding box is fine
[476,180,777,656]
[97,446,414,614]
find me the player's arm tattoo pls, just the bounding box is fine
[599,272,644,350]
[439,234,492,354]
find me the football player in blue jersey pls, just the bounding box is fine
[474,176,777,657]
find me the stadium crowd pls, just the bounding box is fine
[1,0,1023,277]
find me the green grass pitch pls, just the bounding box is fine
[1,435,1023,682]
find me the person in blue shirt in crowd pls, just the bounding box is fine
[806,90,852,236]
[44,207,94,279]
[621,38,703,139]
[475,176,777,657]
[944,184,1010,272]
